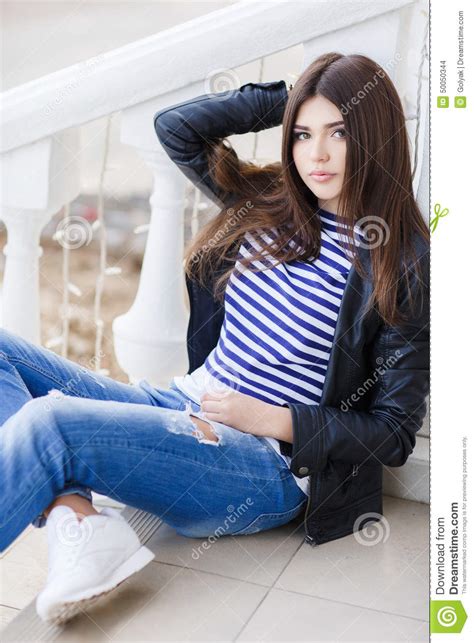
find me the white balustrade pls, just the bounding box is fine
[112,148,189,386]
[0,130,80,342]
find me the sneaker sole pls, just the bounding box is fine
[40,545,155,625]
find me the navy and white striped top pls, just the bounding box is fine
[172,209,365,494]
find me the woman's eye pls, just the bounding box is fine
[332,128,346,138]
[293,131,310,141]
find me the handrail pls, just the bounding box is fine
[0,0,413,154]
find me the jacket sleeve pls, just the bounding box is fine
[153,80,288,209]
[285,241,430,476]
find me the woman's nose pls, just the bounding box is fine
[309,138,329,163]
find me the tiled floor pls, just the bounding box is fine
[1,495,429,642]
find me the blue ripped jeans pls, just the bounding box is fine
[0,329,307,551]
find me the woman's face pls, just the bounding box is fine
[292,94,347,215]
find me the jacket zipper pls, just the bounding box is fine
[304,474,318,547]
[352,464,359,477]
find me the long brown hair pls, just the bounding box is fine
[184,52,429,326]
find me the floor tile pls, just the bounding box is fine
[1,498,430,641]
[237,588,428,641]
[146,518,304,586]
[19,562,269,642]
[0,528,48,610]
[0,526,33,560]
[277,496,429,620]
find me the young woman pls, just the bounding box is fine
[0,52,429,625]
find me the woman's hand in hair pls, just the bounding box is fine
[199,390,293,443]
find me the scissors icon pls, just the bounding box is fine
[430,203,449,233]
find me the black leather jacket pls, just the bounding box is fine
[153,80,430,546]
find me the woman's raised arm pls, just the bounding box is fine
[153,80,288,208]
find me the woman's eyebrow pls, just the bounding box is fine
[293,121,345,131]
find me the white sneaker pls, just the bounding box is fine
[36,505,155,625]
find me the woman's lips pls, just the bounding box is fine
[310,173,336,183]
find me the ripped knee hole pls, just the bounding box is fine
[189,416,219,443]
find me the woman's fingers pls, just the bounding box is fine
[200,400,223,415]
[200,412,221,422]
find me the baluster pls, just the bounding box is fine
[113,148,189,386]
[1,210,52,343]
